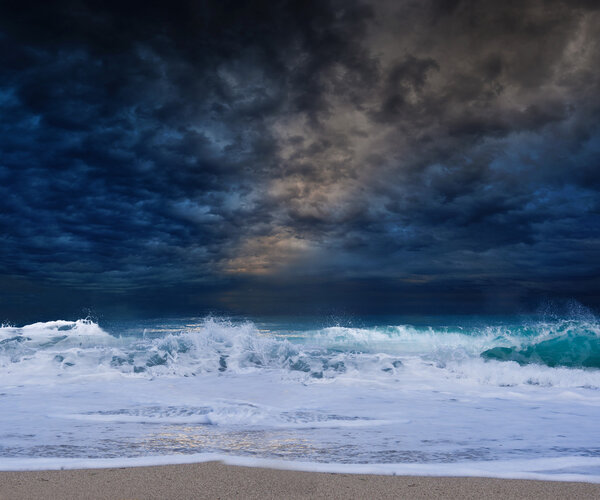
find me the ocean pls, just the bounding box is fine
[1,311,599,481]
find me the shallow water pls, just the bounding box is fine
[1,314,599,481]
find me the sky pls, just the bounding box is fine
[1,0,599,320]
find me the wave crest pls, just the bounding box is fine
[1,316,600,387]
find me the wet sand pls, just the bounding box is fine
[1,462,599,499]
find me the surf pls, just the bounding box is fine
[1,313,600,481]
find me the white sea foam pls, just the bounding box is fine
[1,454,599,483]
[2,317,600,388]
[1,316,599,478]
[0,318,111,340]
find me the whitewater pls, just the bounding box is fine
[1,313,599,481]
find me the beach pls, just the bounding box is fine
[1,462,600,499]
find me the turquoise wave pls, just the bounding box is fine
[481,332,600,368]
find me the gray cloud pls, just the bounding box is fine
[0,0,599,316]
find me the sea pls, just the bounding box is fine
[1,307,600,481]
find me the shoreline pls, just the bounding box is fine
[3,453,600,482]
[1,462,600,500]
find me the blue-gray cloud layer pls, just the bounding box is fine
[1,0,599,315]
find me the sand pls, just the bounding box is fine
[1,462,599,500]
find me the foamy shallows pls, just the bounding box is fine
[1,315,600,481]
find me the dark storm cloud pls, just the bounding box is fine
[0,0,599,316]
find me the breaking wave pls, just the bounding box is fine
[1,315,599,387]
